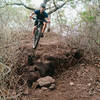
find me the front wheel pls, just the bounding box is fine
[33,29,40,49]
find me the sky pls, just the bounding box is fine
[32,0,43,7]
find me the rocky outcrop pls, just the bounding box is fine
[37,76,55,90]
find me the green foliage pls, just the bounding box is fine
[80,10,95,23]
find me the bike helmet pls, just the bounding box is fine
[40,3,46,8]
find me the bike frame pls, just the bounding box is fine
[32,17,45,49]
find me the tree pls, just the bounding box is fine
[0,0,66,15]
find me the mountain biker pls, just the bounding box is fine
[30,3,50,38]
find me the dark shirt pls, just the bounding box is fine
[34,10,48,20]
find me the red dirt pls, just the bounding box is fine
[3,31,100,100]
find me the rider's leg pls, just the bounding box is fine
[33,20,38,35]
[32,26,37,35]
[41,22,47,34]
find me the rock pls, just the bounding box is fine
[80,63,85,66]
[41,87,48,91]
[49,84,55,90]
[70,81,74,86]
[27,71,40,87]
[37,76,55,87]
[88,83,91,86]
[32,82,38,89]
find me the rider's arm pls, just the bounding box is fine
[30,12,35,19]
[45,18,50,23]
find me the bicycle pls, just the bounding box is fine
[32,17,46,49]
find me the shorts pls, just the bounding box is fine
[34,19,47,26]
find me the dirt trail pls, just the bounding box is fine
[5,32,100,100]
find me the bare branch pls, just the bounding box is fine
[0,2,35,11]
[0,62,11,77]
[53,0,57,8]
[48,2,66,15]
[0,1,66,15]
[46,5,55,10]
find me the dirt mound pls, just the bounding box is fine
[3,32,100,100]
[12,40,83,88]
